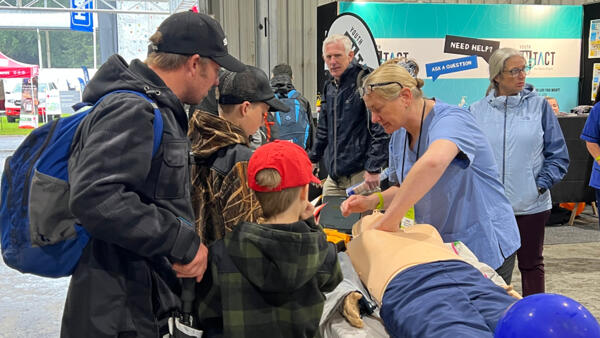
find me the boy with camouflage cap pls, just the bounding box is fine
[194,140,342,337]
[189,65,289,245]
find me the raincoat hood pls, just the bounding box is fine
[487,83,537,110]
[270,74,295,96]
[82,54,189,130]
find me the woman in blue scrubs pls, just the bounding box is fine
[581,84,600,230]
[341,59,521,282]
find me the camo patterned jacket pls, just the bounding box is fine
[188,111,262,245]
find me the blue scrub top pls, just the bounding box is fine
[388,100,520,269]
[581,103,600,189]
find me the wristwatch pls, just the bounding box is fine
[537,187,547,195]
[367,168,382,174]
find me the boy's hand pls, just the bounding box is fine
[172,243,208,282]
[300,201,315,220]
[312,163,320,176]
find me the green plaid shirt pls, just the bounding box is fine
[195,218,342,337]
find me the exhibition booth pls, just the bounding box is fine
[317,1,600,209]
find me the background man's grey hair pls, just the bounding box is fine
[486,47,524,95]
[322,34,352,56]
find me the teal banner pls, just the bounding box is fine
[338,2,583,110]
[339,3,582,39]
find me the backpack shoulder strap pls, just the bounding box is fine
[91,90,163,156]
[287,89,299,99]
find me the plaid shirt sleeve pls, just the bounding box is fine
[316,242,343,293]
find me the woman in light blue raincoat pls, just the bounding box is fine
[470,47,569,296]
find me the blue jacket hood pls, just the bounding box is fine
[486,83,537,109]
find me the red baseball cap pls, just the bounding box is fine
[248,140,320,192]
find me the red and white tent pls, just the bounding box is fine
[0,51,39,79]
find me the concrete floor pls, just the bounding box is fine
[511,209,600,319]
[1,135,599,336]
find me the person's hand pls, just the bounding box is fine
[363,171,380,191]
[312,162,320,176]
[341,195,376,217]
[502,284,523,300]
[172,243,208,282]
[300,201,315,220]
[342,291,364,328]
[372,217,401,232]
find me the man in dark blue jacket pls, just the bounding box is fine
[310,34,389,197]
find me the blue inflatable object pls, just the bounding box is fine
[495,293,600,338]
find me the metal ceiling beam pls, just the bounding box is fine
[0,6,169,13]
[0,0,172,14]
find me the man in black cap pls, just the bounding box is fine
[188,65,289,247]
[61,11,244,338]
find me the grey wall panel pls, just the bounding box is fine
[211,0,318,107]
[210,0,256,65]
[272,0,318,108]
[275,0,289,63]
[239,1,257,65]
[302,0,318,107]
[287,1,304,89]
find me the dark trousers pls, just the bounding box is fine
[515,210,550,296]
[494,252,516,285]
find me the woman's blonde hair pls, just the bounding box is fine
[362,57,425,101]
[486,47,525,95]
[253,168,301,219]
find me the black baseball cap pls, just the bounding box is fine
[150,11,244,72]
[218,66,290,112]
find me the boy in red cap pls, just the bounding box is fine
[194,140,342,337]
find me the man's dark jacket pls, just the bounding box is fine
[309,61,389,180]
[62,54,200,337]
[194,218,342,337]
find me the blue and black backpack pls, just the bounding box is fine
[0,90,163,278]
[267,90,311,149]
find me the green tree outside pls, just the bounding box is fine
[0,29,97,68]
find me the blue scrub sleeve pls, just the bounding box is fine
[388,133,400,183]
[581,103,600,143]
[427,108,477,169]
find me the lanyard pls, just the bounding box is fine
[400,99,427,181]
